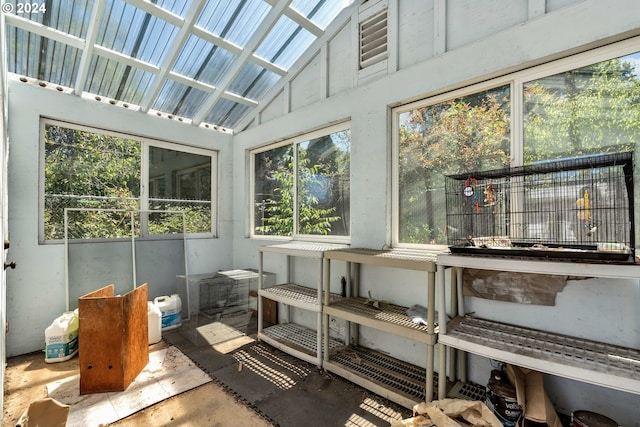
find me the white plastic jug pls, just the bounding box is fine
[45,310,79,363]
[154,294,182,331]
[148,301,162,344]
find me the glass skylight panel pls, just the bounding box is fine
[228,62,279,101]
[291,0,345,30]
[153,79,210,119]
[156,0,195,17]
[172,34,237,86]
[204,98,251,129]
[196,0,270,48]
[255,15,315,70]
[4,1,90,37]
[84,56,153,105]
[7,28,80,87]
[4,0,351,130]
[97,0,178,66]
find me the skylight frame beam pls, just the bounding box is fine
[263,0,324,37]
[93,45,159,74]
[192,0,294,126]
[123,0,184,28]
[169,71,258,107]
[192,25,287,77]
[236,2,357,131]
[73,0,106,95]
[4,13,84,50]
[140,1,207,113]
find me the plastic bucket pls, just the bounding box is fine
[486,370,522,427]
[148,301,162,344]
[154,294,182,331]
[572,411,619,427]
[45,310,79,363]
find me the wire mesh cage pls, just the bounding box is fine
[445,152,635,263]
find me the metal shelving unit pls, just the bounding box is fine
[257,241,348,366]
[321,248,440,408]
[436,253,640,399]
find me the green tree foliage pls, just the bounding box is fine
[524,57,640,162]
[398,89,511,244]
[398,54,640,245]
[255,149,341,236]
[44,125,141,240]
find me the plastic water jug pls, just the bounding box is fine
[45,310,79,363]
[148,301,162,344]
[154,294,182,331]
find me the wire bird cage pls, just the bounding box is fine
[445,152,635,263]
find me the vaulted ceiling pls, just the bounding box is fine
[4,0,354,133]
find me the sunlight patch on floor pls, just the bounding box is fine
[344,397,406,426]
[233,349,300,390]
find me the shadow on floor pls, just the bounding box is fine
[163,309,412,427]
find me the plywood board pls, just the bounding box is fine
[79,284,149,394]
[463,269,566,306]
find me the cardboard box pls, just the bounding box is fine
[505,364,562,427]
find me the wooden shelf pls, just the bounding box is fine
[324,345,434,408]
[258,242,348,367]
[324,296,437,344]
[436,252,640,400]
[259,323,344,365]
[259,283,340,312]
[441,315,640,395]
[323,247,440,407]
[260,241,349,258]
[324,247,439,271]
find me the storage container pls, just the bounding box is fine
[148,301,162,344]
[154,294,182,331]
[45,310,79,363]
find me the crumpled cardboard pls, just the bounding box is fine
[16,397,70,427]
[505,364,562,427]
[390,398,503,427]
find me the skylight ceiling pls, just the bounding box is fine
[4,0,353,132]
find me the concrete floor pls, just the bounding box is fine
[3,310,411,426]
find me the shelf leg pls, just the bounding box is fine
[258,251,264,337]
[286,255,291,323]
[448,268,457,381]
[426,270,435,402]
[317,258,323,367]
[456,267,464,317]
[438,342,447,400]
[459,351,467,384]
[352,262,360,346]
[323,258,331,363]
[426,343,434,402]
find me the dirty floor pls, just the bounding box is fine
[3,310,411,426]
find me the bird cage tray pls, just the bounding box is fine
[445,152,635,263]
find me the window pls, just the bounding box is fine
[251,123,351,240]
[42,120,216,241]
[394,86,511,246]
[523,53,639,162]
[393,40,640,248]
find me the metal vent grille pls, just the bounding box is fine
[359,10,388,69]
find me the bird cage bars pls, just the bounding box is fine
[445,151,634,263]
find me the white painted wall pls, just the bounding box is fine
[4,0,640,422]
[6,80,234,357]
[232,0,640,423]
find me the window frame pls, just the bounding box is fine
[39,118,218,243]
[391,36,640,250]
[249,121,351,244]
